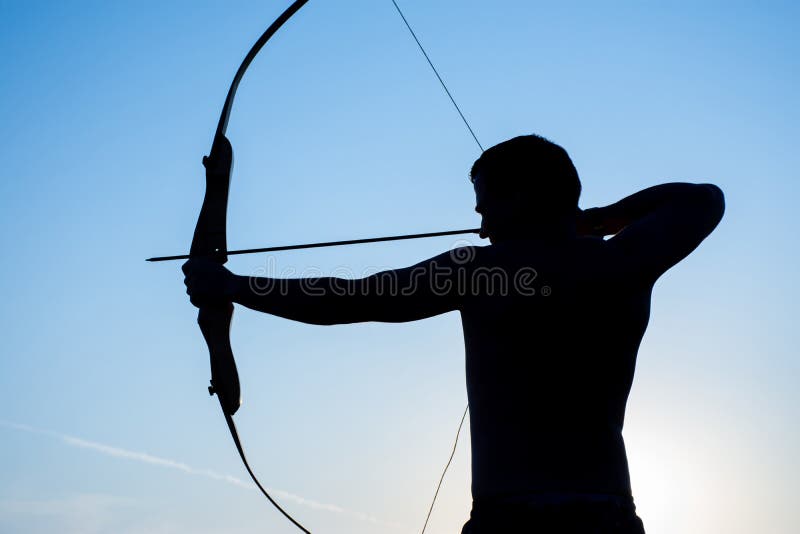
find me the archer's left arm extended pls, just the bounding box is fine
[231,250,465,325]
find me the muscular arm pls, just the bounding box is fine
[231,250,465,325]
[580,182,722,233]
[581,182,725,280]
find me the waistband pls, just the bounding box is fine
[464,493,644,534]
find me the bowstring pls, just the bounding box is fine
[420,405,469,534]
[390,0,484,153]
[389,2,479,531]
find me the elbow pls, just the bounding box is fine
[699,183,725,221]
[693,183,726,229]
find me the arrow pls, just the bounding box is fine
[147,228,481,262]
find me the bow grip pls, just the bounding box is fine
[198,303,241,415]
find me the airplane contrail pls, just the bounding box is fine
[0,419,406,530]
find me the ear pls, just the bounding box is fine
[512,194,530,217]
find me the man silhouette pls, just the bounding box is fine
[183,134,725,533]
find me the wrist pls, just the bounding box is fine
[227,274,250,302]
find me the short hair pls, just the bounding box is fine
[470,134,581,219]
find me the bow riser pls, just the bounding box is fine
[190,133,241,416]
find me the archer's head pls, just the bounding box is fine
[470,134,581,243]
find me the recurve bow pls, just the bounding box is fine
[189,1,311,532]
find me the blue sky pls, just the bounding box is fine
[0,1,797,533]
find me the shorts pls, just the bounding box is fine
[460,493,646,534]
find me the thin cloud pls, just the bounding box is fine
[0,420,406,531]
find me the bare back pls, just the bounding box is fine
[461,237,654,499]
